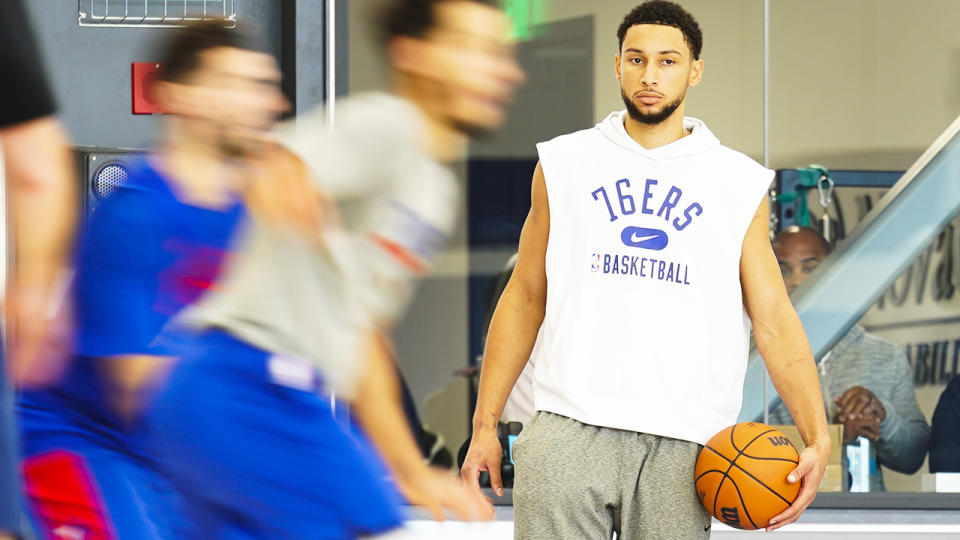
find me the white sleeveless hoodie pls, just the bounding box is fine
[532,111,773,445]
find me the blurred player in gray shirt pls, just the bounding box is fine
[149,0,524,537]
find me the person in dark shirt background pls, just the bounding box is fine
[930,376,960,473]
[0,1,77,538]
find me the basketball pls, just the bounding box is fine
[695,422,801,530]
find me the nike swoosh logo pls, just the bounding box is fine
[620,226,668,250]
[630,233,660,243]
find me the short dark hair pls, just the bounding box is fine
[374,0,498,47]
[617,1,703,60]
[158,19,254,83]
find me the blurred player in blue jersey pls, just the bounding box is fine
[17,21,286,539]
[146,0,524,538]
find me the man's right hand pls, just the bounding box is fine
[841,414,881,445]
[459,428,504,496]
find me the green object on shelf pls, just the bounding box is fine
[779,165,832,227]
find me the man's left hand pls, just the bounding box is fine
[766,438,830,532]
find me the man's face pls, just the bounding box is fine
[773,233,829,295]
[415,1,524,133]
[615,24,702,125]
[162,47,285,154]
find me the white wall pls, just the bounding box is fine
[348,0,389,94]
[769,0,960,169]
[540,0,960,169]
[540,0,765,160]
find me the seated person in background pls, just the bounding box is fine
[930,375,960,472]
[769,226,930,490]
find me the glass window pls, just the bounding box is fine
[765,0,960,496]
[348,0,960,507]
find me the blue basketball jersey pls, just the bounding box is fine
[18,158,245,460]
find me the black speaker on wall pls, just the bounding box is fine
[76,148,145,218]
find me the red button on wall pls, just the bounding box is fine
[132,62,163,115]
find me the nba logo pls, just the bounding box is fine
[591,253,601,272]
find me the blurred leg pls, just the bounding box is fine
[150,332,406,539]
[22,448,166,540]
[0,354,21,537]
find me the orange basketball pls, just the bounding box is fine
[694,422,801,530]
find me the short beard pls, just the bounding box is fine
[621,88,685,125]
[218,139,248,160]
[451,119,494,139]
[216,127,255,160]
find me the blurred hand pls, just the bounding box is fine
[399,466,493,522]
[459,428,504,496]
[4,272,73,387]
[835,386,885,423]
[244,144,331,241]
[1,118,76,387]
[766,439,830,531]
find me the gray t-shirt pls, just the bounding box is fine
[178,93,458,397]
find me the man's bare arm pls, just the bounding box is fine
[102,355,175,422]
[460,162,549,495]
[350,332,491,522]
[740,198,830,530]
[2,117,76,384]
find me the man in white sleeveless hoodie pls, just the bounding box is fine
[461,2,831,538]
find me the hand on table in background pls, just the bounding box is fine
[840,414,881,445]
[835,386,885,445]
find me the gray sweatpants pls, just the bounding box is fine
[513,412,711,540]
